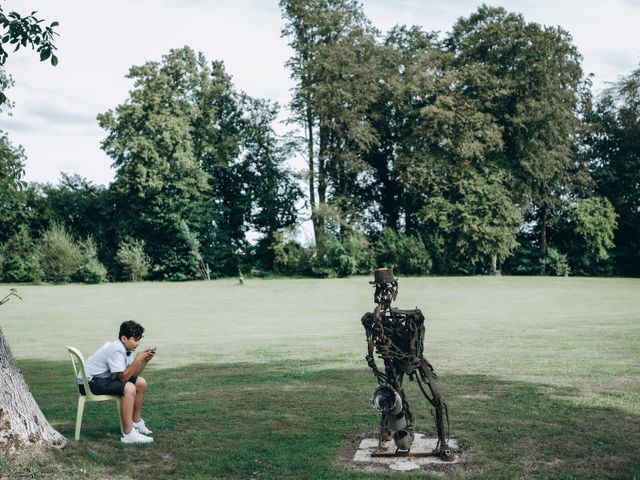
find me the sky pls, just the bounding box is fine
[1,0,639,187]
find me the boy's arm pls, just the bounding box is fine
[117,350,154,381]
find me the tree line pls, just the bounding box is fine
[0,1,638,283]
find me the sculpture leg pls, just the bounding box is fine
[419,359,455,461]
[387,363,414,450]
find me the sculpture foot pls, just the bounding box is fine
[439,444,455,462]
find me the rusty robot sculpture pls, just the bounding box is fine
[361,268,454,461]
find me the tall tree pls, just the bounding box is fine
[0,4,59,232]
[241,97,302,271]
[445,6,586,262]
[98,48,210,280]
[586,66,640,274]
[192,58,251,277]
[100,47,301,278]
[0,6,64,452]
[359,25,438,234]
[281,0,380,250]
[370,26,514,272]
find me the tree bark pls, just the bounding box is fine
[305,100,324,250]
[539,205,548,257]
[315,124,328,252]
[538,203,549,275]
[0,327,66,451]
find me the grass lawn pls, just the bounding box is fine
[1,276,639,479]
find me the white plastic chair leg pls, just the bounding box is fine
[75,395,86,441]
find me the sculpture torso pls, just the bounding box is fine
[361,307,425,370]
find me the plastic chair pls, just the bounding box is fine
[66,346,124,440]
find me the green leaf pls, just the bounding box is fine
[0,91,6,104]
[50,21,59,27]
[51,54,58,66]
[40,49,50,62]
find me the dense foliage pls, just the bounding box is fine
[0,5,58,103]
[584,68,640,275]
[0,3,638,282]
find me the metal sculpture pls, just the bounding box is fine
[361,268,454,461]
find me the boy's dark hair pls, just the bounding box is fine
[119,320,144,340]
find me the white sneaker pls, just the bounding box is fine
[121,428,153,444]
[133,418,153,435]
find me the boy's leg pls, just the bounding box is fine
[121,382,136,434]
[132,376,147,423]
[89,378,138,435]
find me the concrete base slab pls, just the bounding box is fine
[353,433,460,471]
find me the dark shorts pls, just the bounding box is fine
[79,376,138,396]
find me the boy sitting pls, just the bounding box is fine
[80,320,156,444]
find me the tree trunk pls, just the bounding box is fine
[306,100,319,243]
[304,96,327,252]
[315,125,328,253]
[539,205,549,257]
[0,327,66,451]
[538,203,549,275]
[381,155,400,232]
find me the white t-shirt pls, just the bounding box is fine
[80,339,133,383]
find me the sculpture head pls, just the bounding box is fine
[370,267,398,307]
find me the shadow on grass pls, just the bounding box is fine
[6,359,640,480]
